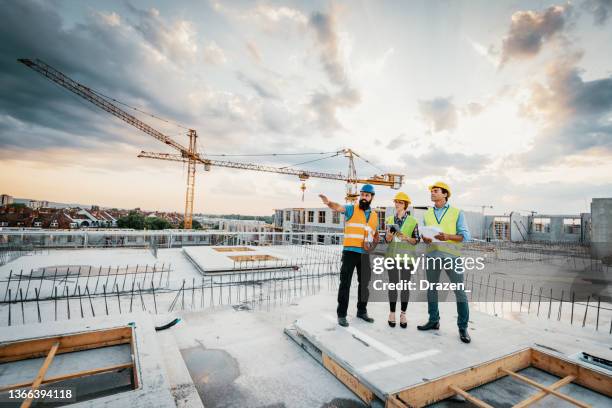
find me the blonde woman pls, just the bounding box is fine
[384,192,420,328]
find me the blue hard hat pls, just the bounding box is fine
[360,184,375,194]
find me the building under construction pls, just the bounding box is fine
[0,197,611,407]
[1,56,610,408]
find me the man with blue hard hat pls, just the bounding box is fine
[319,184,380,327]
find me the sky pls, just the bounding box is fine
[1,0,611,216]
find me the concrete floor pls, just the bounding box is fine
[161,299,367,408]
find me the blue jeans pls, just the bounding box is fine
[425,254,469,329]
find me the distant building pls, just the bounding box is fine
[1,194,14,206]
[27,200,49,209]
[274,207,386,244]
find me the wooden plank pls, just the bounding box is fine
[448,384,495,408]
[21,341,60,408]
[393,348,532,408]
[513,375,575,408]
[322,353,374,404]
[0,362,134,392]
[0,327,132,363]
[130,329,139,389]
[501,368,590,408]
[531,349,612,397]
[385,395,409,408]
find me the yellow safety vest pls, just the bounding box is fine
[343,205,378,249]
[423,206,462,256]
[385,214,417,258]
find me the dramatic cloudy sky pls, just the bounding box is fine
[1,0,611,215]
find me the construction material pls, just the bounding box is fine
[20,341,60,408]
[448,384,495,408]
[155,317,181,331]
[0,314,176,407]
[286,305,612,407]
[500,368,590,407]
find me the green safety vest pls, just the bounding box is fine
[423,206,462,256]
[385,214,417,258]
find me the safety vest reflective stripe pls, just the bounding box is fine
[423,206,462,256]
[343,205,378,249]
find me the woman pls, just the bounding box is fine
[385,192,420,328]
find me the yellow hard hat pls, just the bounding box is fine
[393,192,411,204]
[428,181,451,198]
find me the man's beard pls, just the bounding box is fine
[358,199,370,210]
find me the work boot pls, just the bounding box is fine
[417,321,440,331]
[356,312,374,323]
[338,316,349,327]
[459,328,471,343]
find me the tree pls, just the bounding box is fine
[179,219,202,229]
[116,211,145,229]
[144,217,171,230]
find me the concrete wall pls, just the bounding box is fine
[590,198,612,260]
[528,215,582,243]
[510,213,529,241]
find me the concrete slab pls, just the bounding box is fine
[183,245,293,273]
[286,301,612,404]
[156,328,204,408]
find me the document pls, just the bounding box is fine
[420,226,443,242]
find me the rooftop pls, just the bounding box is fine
[0,240,610,407]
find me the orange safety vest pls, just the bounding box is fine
[343,205,378,249]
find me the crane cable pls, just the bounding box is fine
[352,151,386,173]
[89,88,191,131]
[202,151,339,157]
[279,152,341,169]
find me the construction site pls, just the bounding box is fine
[1,27,611,408]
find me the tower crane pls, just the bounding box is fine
[18,58,403,228]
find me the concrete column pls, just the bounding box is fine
[591,198,612,261]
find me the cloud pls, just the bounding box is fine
[399,149,492,180]
[418,97,458,133]
[0,0,309,159]
[309,10,348,88]
[582,0,612,25]
[499,4,572,65]
[516,52,612,165]
[235,71,279,99]
[127,5,200,64]
[465,102,484,116]
[245,40,262,62]
[386,134,408,150]
[308,87,360,131]
[204,41,227,65]
[252,4,308,25]
[306,8,361,131]
[97,11,121,27]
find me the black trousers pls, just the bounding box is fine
[337,250,371,318]
[388,264,412,313]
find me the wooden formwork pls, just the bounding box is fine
[0,325,137,407]
[286,327,612,408]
